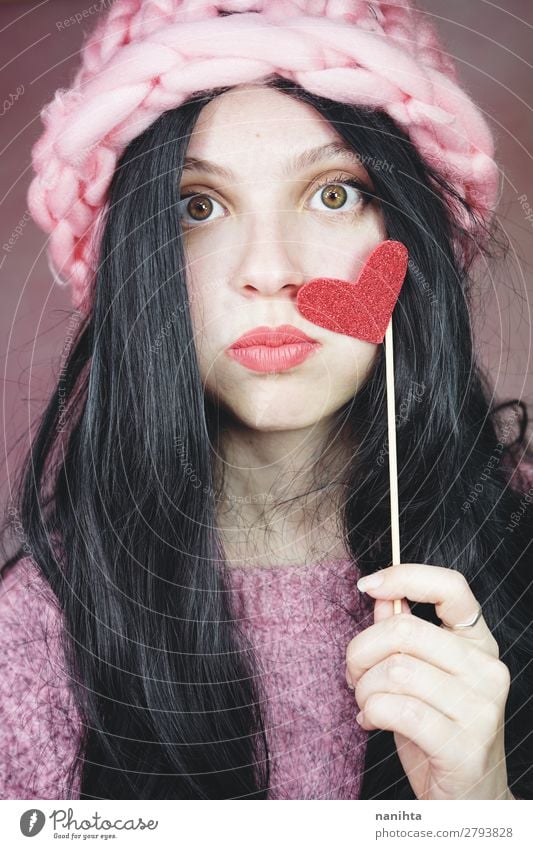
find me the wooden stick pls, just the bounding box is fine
[384,319,403,615]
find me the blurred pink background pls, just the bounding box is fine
[1,0,532,556]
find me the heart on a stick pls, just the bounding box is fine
[296,240,409,344]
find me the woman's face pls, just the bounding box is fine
[179,84,387,431]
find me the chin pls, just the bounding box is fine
[224,400,332,432]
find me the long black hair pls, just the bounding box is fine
[2,74,533,799]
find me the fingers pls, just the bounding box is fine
[356,563,497,652]
[353,653,484,723]
[373,596,410,625]
[346,612,488,683]
[355,692,462,768]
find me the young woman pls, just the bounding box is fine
[1,2,533,801]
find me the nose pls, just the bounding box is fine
[234,212,305,299]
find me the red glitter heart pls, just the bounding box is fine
[296,240,409,344]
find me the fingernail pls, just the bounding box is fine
[357,572,384,591]
[355,711,364,724]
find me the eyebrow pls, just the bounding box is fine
[182,142,366,181]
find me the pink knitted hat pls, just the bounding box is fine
[27,0,501,312]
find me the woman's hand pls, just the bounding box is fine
[346,563,513,800]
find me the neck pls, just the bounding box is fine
[214,419,353,567]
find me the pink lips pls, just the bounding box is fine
[226,324,321,373]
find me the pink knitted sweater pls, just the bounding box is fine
[1,454,532,800]
[0,553,373,800]
[227,558,374,799]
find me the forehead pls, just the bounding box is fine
[183,85,368,181]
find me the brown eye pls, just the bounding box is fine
[308,177,368,215]
[177,193,225,227]
[186,195,212,220]
[320,183,348,210]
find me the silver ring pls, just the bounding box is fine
[441,604,483,630]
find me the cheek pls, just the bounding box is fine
[183,284,219,380]
[329,340,378,398]
[185,268,222,340]
[183,233,227,316]
[292,218,385,273]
